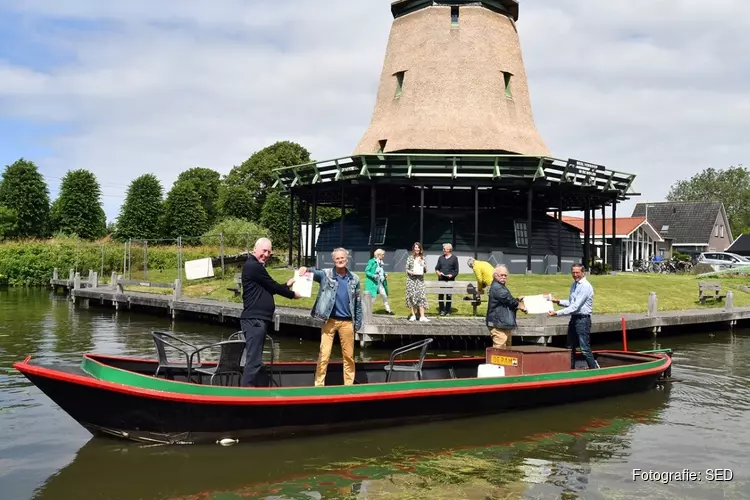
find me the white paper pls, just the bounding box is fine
[184,258,215,280]
[522,294,554,314]
[412,258,424,275]
[292,272,314,298]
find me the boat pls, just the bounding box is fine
[13,335,673,445]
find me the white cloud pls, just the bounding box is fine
[1,0,748,220]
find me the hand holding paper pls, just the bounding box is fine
[292,272,314,298]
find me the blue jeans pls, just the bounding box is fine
[240,318,269,387]
[567,315,597,369]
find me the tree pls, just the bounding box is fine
[224,141,311,220]
[667,165,750,236]
[161,182,208,240]
[0,206,17,239]
[0,158,50,237]
[53,169,107,239]
[217,185,256,220]
[115,174,164,241]
[176,167,221,226]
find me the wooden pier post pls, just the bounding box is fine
[173,279,182,300]
[53,268,58,280]
[648,292,658,317]
[90,272,98,288]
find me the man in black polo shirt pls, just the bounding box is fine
[240,237,300,386]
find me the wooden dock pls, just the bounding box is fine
[58,271,750,346]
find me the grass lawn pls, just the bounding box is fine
[118,267,750,317]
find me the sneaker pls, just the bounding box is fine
[408,315,416,321]
[419,316,430,322]
[386,310,394,315]
[439,310,446,316]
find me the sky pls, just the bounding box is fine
[0,0,748,223]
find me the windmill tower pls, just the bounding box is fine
[355,0,550,156]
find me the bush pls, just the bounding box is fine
[590,261,612,275]
[200,217,270,248]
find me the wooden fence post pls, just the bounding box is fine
[647,291,658,317]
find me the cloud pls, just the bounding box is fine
[0,0,748,220]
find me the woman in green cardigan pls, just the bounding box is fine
[364,248,393,315]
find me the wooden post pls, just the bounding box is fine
[726,290,734,310]
[173,279,182,299]
[111,272,118,290]
[474,186,479,259]
[73,272,81,290]
[419,185,425,245]
[220,233,225,276]
[611,197,618,271]
[311,189,318,265]
[144,240,148,281]
[362,290,373,325]
[339,186,346,248]
[91,272,98,288]
[69,269,74,282]
[526,186,533,274]
[53,268,58,280]
[288,191,294,267]
[601,204,607,267]
[648,291,658,317]
[583,198,590,271]
[369,184,376,258]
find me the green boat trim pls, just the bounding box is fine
[79,352,671,403]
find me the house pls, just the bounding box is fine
[631,201,732,259]
[725,234,750,257]
[561,216,663,271]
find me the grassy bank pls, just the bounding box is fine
[123,266,750,316]
[0,237,248,286]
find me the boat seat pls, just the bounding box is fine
[189,340,246,386]
[151,331,202,380]
[384,338,434,382]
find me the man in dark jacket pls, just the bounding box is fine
[240,237,300,386]
[485,265,526,347]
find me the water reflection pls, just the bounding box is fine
[33,389,670,500]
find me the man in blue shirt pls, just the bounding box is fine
[297,248,363,386]
[549,263,599,369]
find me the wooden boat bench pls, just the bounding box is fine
[227,273,242,298]
[698,281,726,304]
[424,280,484,316]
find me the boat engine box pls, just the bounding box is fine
[486,346,570,376]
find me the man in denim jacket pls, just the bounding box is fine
[297,248,363,386]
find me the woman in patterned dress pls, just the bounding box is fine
[405,241,430,322]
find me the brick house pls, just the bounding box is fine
[631,201,732,260]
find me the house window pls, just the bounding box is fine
[514,220,528,248]
[378,140,387,154]
[720,225,724,238]
[451,6,459,27]
[661,225,669,233]
[503,72,513,99]
[394,71,405,98]
[715,224,719,237]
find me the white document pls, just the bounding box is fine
[184,258,215,280]
[412,258,424,275]
[522,294,554,314]
[292,272,314,298]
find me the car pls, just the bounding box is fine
[697,252,750,267]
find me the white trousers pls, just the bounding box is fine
[372,282,391,311]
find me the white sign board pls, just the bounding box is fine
[184,258,215,280]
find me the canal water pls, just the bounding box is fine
[0,287,747,499]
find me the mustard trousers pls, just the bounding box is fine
[315,319,355,386]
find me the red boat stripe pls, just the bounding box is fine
[13,355,670,406]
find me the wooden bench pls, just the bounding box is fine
[699,281,726,304]
[227,273,242,298]
[424,280,485,316]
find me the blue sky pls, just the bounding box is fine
[1,0,748,222]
